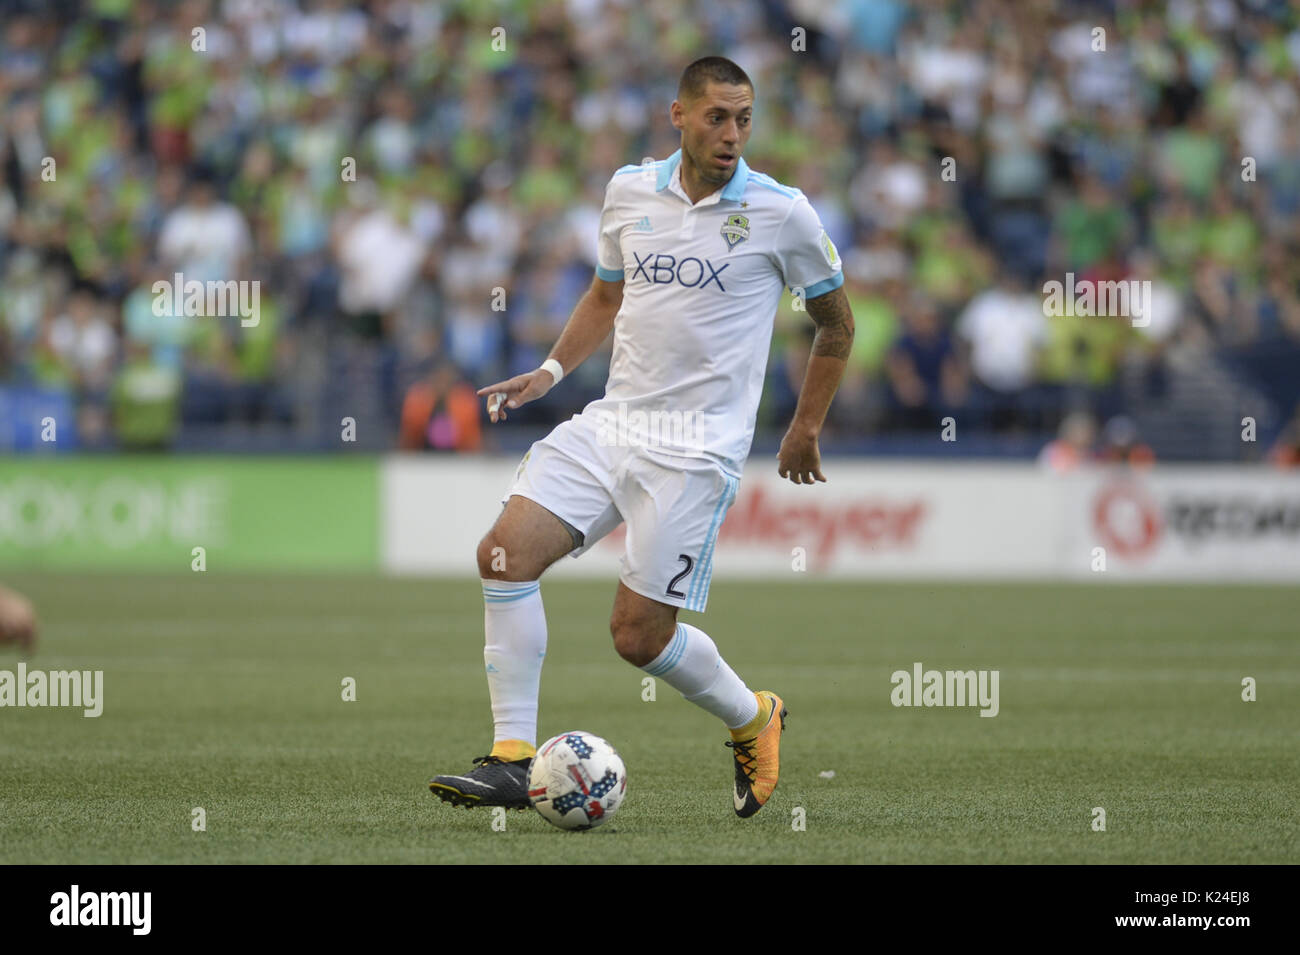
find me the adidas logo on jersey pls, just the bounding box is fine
[632,215,653,233]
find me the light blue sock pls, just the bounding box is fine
[642,622,757,728]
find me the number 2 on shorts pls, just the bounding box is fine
[666,554,694,598]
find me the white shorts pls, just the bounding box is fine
[502,413,739,612]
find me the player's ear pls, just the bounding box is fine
[669,99,684,130]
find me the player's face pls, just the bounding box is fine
[673,82,753,187]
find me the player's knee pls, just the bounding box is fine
[476,532,508,578]
[478,530,545,581]
[609,613,670,668]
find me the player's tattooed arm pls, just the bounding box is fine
[805,285,855,360]
[778,285,855,484]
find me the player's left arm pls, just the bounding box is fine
[777,285,855,485]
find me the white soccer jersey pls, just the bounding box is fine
[585,149,843,476]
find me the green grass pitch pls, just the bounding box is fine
[1,572,1296,864]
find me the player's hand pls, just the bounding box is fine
[477,369,557,423]
[777,426,827,485]
[0,585,37,652]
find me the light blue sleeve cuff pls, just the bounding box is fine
[596,265,625,281]
[801,271,844,299]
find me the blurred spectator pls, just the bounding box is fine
[1052,173,1135,273]
[157,173,251,282]
[0,0,1296,459]
[1098,414,1155,468]
[831,268,901,428]
[1268,403,1300,469]
[46,286,116,390]
[955,269,1046,428]
[123,260,189,370]
[399,360,483,452]
[1037,410,1097,472]
[332,179,427,340]
[111,339,181,450]
[885,294,965,429]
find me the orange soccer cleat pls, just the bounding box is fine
[725,690,787,818]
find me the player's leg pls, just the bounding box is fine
[428,496,578,809]
[430,423,623,810]
[610,581,756,726]
[607,581,676,666]
[610,580,763,728]
[478,494,579,582]
[476,494,579,757]
[612,456,787,818]
[609,577,776,735]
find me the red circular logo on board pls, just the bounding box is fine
[1093,482,1162,559]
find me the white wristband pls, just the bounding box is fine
[540,358,564,386]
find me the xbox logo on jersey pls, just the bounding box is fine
[629,251,730,291]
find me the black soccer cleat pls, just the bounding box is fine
[428,755,532,810]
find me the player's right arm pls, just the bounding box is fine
[479,171,628,423]
[477,274,623,422]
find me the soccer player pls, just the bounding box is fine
[428,57,854,819]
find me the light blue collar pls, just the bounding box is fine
[656,149,750,202]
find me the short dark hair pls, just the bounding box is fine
[677,56,753,103]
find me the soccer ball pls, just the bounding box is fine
[528,731,627,830]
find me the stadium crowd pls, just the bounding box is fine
[2,0,1299,458]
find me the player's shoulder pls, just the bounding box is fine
[743,166,805,204]
[612,159,653,178]
[601,159,658,211]
[607,157,663,193]
[741,164,828,246]
[602,155,813,218]
[740,164,819,231]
